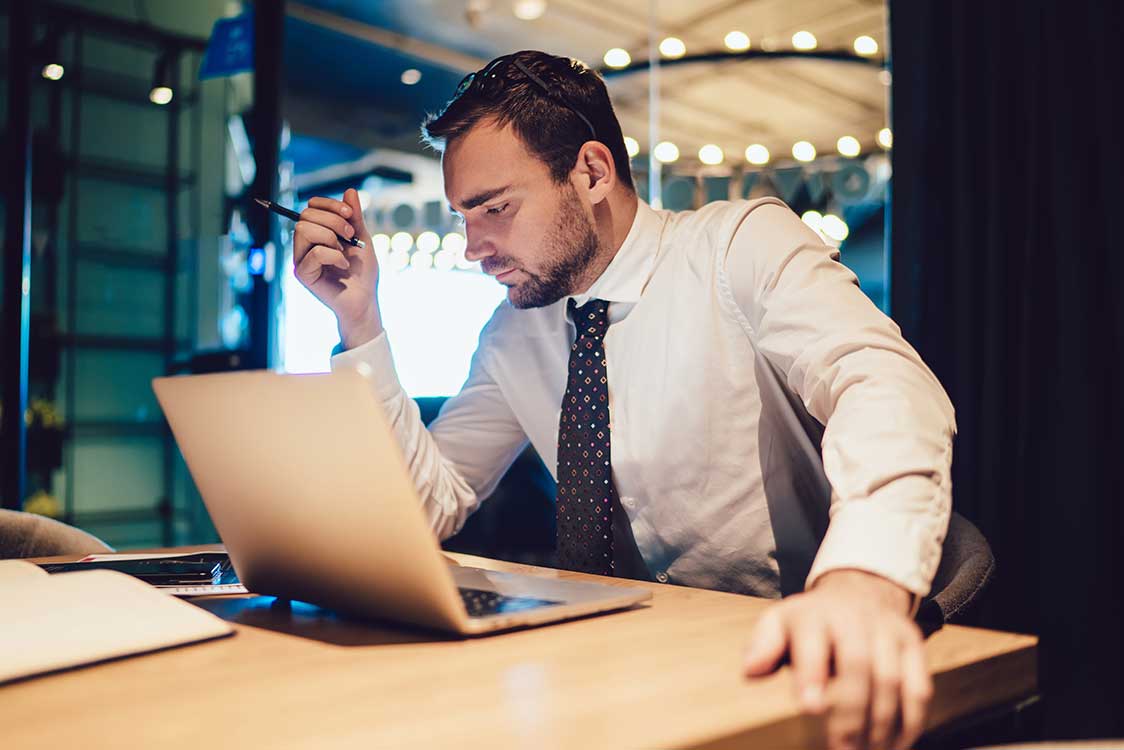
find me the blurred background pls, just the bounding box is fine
[2,0,1122,744]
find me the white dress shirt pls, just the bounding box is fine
[333,197,956,599]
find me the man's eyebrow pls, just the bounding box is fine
[455,185,511,212]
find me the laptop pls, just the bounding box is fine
[151,369,651,635]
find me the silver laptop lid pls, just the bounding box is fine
[152,370,467,631]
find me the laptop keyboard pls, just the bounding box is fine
[458,587,562,618]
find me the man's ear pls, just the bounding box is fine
[572,141,617,205]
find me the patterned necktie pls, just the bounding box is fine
[556,298,616,576]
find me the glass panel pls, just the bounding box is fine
[78,92,169,170]
[71,435,164,513]
[72,349,163,423]
[75,259,166,338]
[75,177,167,254]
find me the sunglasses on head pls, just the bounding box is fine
[455,55,598,141]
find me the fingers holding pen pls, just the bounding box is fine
[298,207,356,243]
[293,220,349,287]
[295,245,349,285]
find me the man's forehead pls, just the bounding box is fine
[443,120,536,206]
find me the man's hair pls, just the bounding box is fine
[421,50,635,192]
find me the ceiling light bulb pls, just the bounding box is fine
[400,68,422,85]
[624,136,640,158]
[745,144,770,165]
[388,250,410,272]
[801,210,823,231]
[41,63,65,81]
[653,141,679,163]
[442,232,466,254]
[512,0,547,20]
[391,231,414,253]
[792,31,818,51]
[149,86,173,105]
[724,31,750,52]
[853,35,879,56]
[698,144,724,165]
[434,250,457,271]
[836,136,861,157]
[416,231,440,254]
[604,48,631,69]
[792,140,816,162]
[821,213,849,241]
[659,37,686,59]
[878,127,893,149]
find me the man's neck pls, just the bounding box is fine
[573,189,640,295]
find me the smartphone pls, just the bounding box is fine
[39,558,223,585]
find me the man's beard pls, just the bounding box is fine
[491,185,601,309]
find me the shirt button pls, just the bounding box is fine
[655,571,669,583]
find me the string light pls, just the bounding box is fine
[416,231,440,254]
[724,31,750,51]
[653,141,680,163]
[745,144,770,165]
[390,231,414,253]
[878,127,893,149]
[792,141,816,162]
[821,213,849,242]
[400,69,422,85]
[698,144,724,165]
[801,210,823,231]
[853,36,879,56]
[434,250,457,271]
[41,64,65,81]
[410,251,434,270]
[624,136,640,158]
[512,0,547,20]
[792,31,818,51]
[388,250,410,272]
[836,136,861,157]
[604,48,631,69]
[659,37,686,59]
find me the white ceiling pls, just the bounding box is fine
[443,0,890,163]
[291,0,890,167]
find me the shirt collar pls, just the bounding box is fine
[566,198,661,311]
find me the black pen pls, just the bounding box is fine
[254,197,366,249]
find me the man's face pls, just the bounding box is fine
[443,119,601,309]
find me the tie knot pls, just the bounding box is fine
[569,298,610,340]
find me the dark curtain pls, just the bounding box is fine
[890,0,1124,738]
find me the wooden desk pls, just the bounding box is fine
[1,546,1036,749]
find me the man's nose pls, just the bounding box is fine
[463,229,495,262]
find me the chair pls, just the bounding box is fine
[0,509,113,559]
[918,511,996,623]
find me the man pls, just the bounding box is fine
[293,51,953,750]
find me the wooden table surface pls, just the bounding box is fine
[1,546,1037,749]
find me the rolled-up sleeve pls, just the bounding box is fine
[720,202,956,597]
[331,318,528,541]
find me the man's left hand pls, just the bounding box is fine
[742,569,932,750]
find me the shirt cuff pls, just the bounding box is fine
[805,494,943,600]
[329,331,405,404]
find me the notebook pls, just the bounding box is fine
[0,560,234,685]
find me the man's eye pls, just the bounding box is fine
[486,203,509,215]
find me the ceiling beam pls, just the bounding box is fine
[287,2,487,74]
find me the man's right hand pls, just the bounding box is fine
[292,187,384,349]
